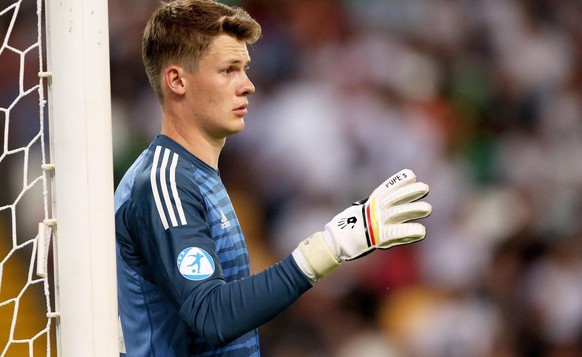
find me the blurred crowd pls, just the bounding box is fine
[3,0,582,356]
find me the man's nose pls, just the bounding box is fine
[239,73,255,96]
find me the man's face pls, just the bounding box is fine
[184,34,255,139]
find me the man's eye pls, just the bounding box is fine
[224,66,233,74]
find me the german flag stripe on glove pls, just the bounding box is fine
[364,198,379,247]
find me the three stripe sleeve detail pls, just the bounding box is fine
[151,146,188,230]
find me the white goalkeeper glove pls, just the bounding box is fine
[292,169,432,282]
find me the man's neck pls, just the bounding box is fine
[161,117,224,170]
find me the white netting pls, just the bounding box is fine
[0,0,54,356]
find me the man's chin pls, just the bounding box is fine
[234,117,246,132]
[224,119,245,137]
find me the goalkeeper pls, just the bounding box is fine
[114,1,432,356]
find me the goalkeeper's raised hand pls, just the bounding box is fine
[292,169,432,282]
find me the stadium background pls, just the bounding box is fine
[2,0,582,356]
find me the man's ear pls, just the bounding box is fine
[164,65,186,96]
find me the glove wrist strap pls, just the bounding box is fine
[294,232,340,281]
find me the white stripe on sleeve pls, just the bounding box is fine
[150,146,169,230]
[160,148,178,227]
[169,153,187,225]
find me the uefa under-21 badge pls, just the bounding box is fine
[177,247,216,281]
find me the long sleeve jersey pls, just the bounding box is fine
[114,135,312,356]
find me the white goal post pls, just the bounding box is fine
[44,0,119,355]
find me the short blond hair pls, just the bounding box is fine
[143,0,262,102]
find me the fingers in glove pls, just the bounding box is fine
[372,169,417,200]
[379,222,427,249]
[383,201,432,224]
[382,182,429,207]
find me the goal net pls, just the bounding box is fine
[0,0,54,355]
[1,0,118,356]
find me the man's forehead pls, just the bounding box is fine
[206,34,250,62]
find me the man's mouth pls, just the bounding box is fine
[233,103,248,116]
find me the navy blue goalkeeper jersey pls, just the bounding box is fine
[114,135,311,357]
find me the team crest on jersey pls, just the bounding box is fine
[177,247,215,281]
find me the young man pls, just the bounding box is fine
[114,1,432,356]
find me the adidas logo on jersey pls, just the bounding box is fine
[220,210,231,229]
